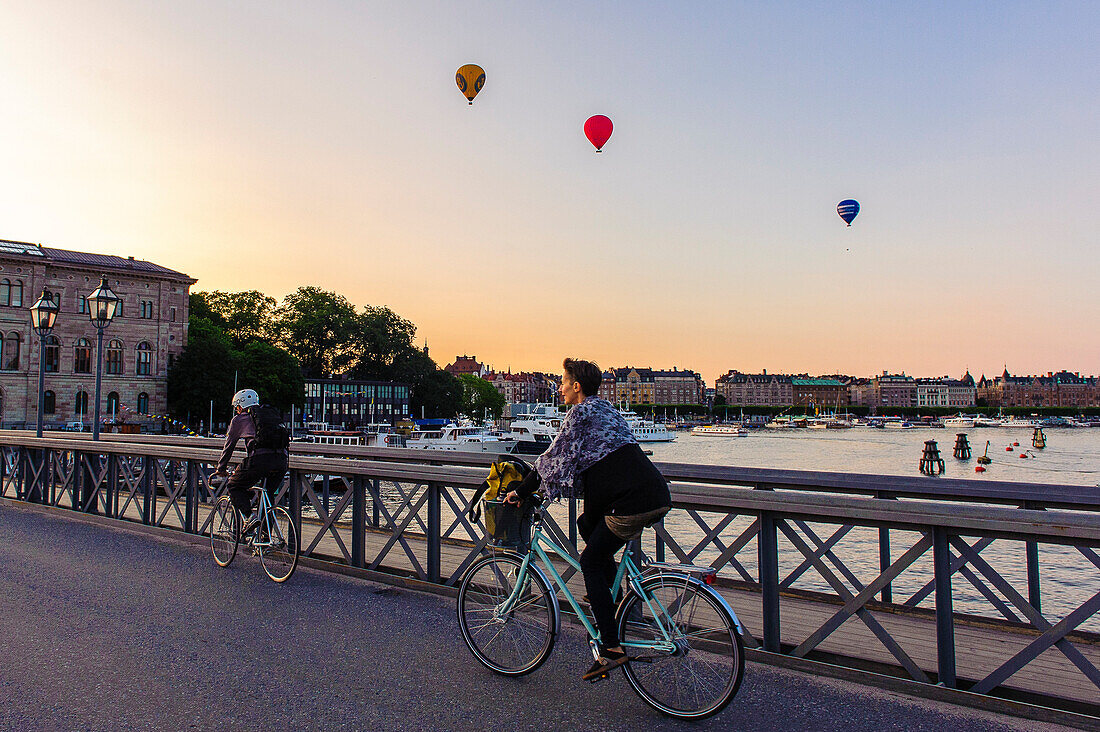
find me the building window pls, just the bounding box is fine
[11,280,22,307]
[135,342,151,375]
[0,279,8,305]
[136,392,149,414]
[3,332,21,370]
[106,391,120,419]
[106,339,124,375]
[78,295,88,314]
[74,338,92,374]
[170,306,176,322]
[44,335,60,373]
[140,300,154,319]
[115,299,123,317]
[75,390,88,419]
[43,390,56,415]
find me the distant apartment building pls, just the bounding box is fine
[715,370,793,406]
[0,239,194,428]
[484,370,557,404]
[977,369,1099,408]
[444,355,486,377]
[847,377,873,407]
[599,367,705,405]
[916,373,976,408]
[869,372,918,410]
[791,378,850,411]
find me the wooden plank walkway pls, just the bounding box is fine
[105,497,1098,708]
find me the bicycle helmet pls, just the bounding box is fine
[231,389,260,410]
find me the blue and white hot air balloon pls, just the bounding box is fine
[837,199,860,226]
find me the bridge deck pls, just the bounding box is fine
[0,500,1075,732]
[121,499,1100,708]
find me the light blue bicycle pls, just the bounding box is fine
[457,498,745,720]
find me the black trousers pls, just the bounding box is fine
[580,520,631,649]
[227,452,288,518]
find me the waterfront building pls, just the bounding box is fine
[303,377,411,428]
[977,369,1099,408]
[916,372,977,408]
[791,377,850,412]
[0,239,193,428]
[847,377,873,407]
[600,367,705,406]
[484,370,557,404]
[444,355,487,377]
[870,372,918,411]
[715,370,793,407]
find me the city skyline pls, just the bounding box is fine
[0,2,1096,384]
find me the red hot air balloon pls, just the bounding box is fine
[584,115,613,152]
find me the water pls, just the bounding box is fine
[639,427,1100,632]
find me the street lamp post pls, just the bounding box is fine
[29,288,60,438]
[86,276,120,441]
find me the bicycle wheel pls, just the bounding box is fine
[210,495,239,567]
[259,506,298,583]
[617,574,744,720]
[457,553,557,676]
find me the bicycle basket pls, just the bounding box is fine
[482,498,532,551]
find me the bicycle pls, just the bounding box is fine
[210,477,299,583]
[456,498,745,720]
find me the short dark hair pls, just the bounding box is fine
[563,358,602,397]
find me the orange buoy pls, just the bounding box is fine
[1013,441,1020,447]
[1019,453,1028,459]
[1006,446,1013,451]
[975,466,986,473]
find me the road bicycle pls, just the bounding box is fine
[210,479,299,583]
[456,498,745,720]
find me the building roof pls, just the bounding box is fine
[0,239,194,281]
[791,378,846,386]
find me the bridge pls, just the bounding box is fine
[1,432,1098,729]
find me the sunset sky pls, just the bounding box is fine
[0,2,1096,382]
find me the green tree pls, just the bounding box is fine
[458,374,506,419]
[167,317,239,427]
[202,290,278,345]
[392,349,462,418]
[189,292,226,328]
[236,341,305,413]
[352,305,418,379]
[276,287,359,378]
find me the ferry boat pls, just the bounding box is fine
[883,419,915,430]
[618,408,676,442]
[506,404,563,453]
[691,424,748,437]
[405,424,511,452]
[1000,417,1040,428]
[973,416,1003,428]
[943,416,975,429]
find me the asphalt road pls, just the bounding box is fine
[0,501,1077,732]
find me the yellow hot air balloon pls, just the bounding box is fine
[455,64,485,105]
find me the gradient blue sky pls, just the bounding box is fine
[0,2,1096,382]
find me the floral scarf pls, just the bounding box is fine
[533,396,636,500]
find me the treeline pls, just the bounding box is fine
[167,287,505,426]
[631,404,1100,419]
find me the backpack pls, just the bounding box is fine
[248,405,290,452]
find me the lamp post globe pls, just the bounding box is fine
[29,288,59,439]
[86,276,119,440]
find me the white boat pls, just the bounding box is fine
[506,404,563,453]
[1000,417,1040,428]
[618,407,676,442]
[973,416,1003,428]
[691,424,748,437]
[883,419,915,430]
[405,424,511,452]
[943,416,976,429]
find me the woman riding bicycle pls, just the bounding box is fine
[507,358,671,681]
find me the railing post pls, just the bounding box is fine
[655,520,666,563]
[879,527,892,604]
[352,476,365,568]
[106,454,118,519]
[185,461,197,533]
[142,455,154,525]
[368,479,380,529]
[759,511,781,653]
[932,526,956,687]
[427,481,441,584]
[73,451,84,511]
[1025,540,1041,613]
[289,469,302,540]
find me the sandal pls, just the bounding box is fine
[582,649,629,681]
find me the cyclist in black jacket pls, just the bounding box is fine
[215,389,289,535]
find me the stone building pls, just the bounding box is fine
[715,370,793,406]
[0,240,194,428]
[444,355,486,377]
[869,372,918,411]
[599,367,705,406]
[484,370,556,404]
[977,369,1099,408]
[791,377,850,411]
[916,372,977,408]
